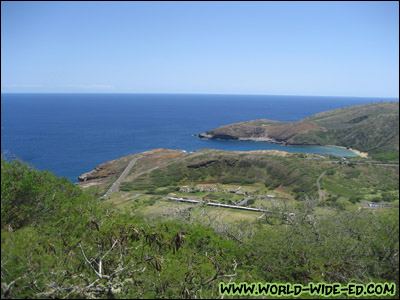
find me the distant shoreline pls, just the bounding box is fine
[5,94,390,182]
[328,145,368,158]
[197,134,367,157]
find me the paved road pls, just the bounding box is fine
[100,156,142,199]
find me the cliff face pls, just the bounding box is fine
[77,153,141,182]
[77,149,188,186]
[78,161,122,181]
[197,102,399,154]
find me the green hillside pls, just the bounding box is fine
[105,149,398,202]
[198,102,399,158]
[298,102,399,155]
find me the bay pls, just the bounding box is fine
[1,93,397,182]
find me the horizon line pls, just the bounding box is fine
[1,91,399,99]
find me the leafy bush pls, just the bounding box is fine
[1,158,91,229]
[349,195,362,203]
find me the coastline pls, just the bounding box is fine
[328,145,369,158]
[197,134,366,157]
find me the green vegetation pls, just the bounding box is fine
[1,159,93,230]
[321,164,399,202]
[2,156,399,298]
[297,102,399,155]
[373,151,400,162]
[115,150,398,203]
[119,152,325,199]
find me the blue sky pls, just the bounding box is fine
[1,1,399,97]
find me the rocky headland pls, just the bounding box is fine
[197,102,399,157]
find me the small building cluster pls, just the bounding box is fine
[180,185,247,195]
[368,203,394,208]
[180,185,219,193]
[228,189,247,195]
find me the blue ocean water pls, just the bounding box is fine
[1,93,397,182]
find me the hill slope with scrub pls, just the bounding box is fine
[197,102,399,158]
[2,156,399,298]
[78,148,399,203]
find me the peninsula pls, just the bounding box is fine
[197,102,399,158]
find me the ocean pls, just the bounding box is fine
[1,93,397,182]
